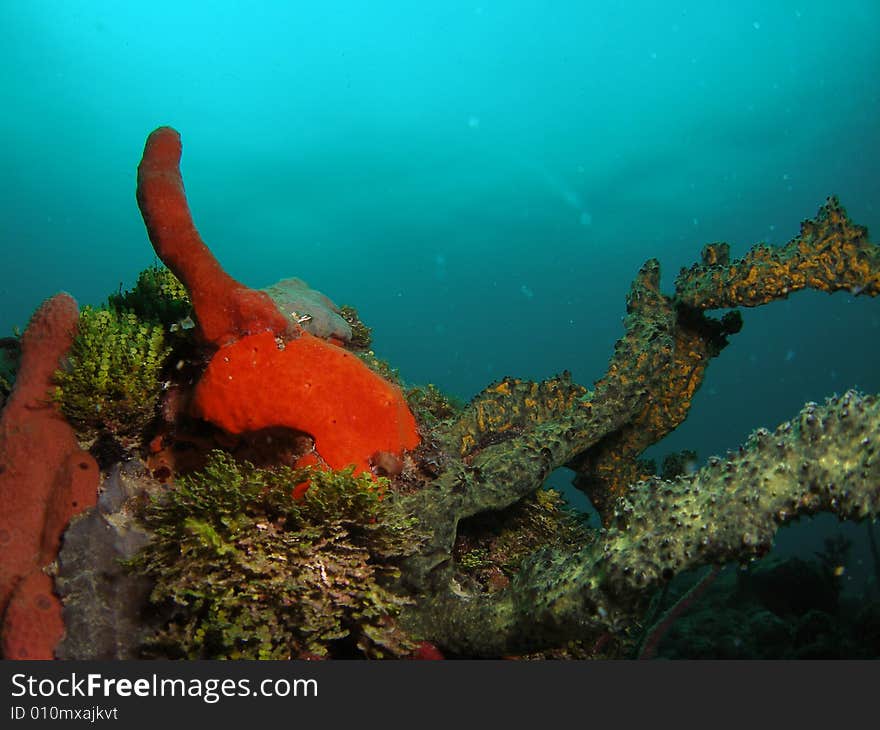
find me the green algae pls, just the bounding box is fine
[128,452,424,659]
[53,305,170,439]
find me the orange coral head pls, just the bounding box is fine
[191,331,420,474]
[135,126,290,346]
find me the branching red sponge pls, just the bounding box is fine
[192,331,420,474]
[0,293,99,659]
[136,126,290,346]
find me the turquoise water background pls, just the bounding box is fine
[2,2,879,583]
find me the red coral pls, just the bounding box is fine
[136,126,290,347]
[0,293,99,659]
[192,331,420,474]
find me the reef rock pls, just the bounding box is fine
[55,460,160,660]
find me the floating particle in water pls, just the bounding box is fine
[753,20,761,30]
[520,284,534,299]
[467,116,480,129]
[785,349,796,362]
[434,253,447,281]
[579,211,592,226]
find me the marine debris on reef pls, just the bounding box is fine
[0,126,878,659]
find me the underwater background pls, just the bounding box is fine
[2,2,879,620]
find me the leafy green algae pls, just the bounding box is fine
[108,263,191,327]
[52,265,191,440]
[53,305,170,439]
[129,452,423,659]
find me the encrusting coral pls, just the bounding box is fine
[2,126,878,660]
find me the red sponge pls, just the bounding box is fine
[0,293,99,660]
[192,331,419,473]
[136,126,290,346]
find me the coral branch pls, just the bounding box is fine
[569,260,741,518]
[675,196,880,309]
[402,391,880,655]
[570,196,879,520]
[398,368,642,589]
[394,199,879,654]
[400,256,744,591]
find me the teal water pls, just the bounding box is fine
[2,2,879,589]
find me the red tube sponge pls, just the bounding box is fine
[0,293,99,659]
[136,126,290,346]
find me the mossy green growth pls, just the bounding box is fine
[339,304,372,350]
[406,383,463,427]
[358,350,402,385]
[455,488,594,584]
[53,305,170,438]
[129,452,424,659]
[108,263,191,327]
